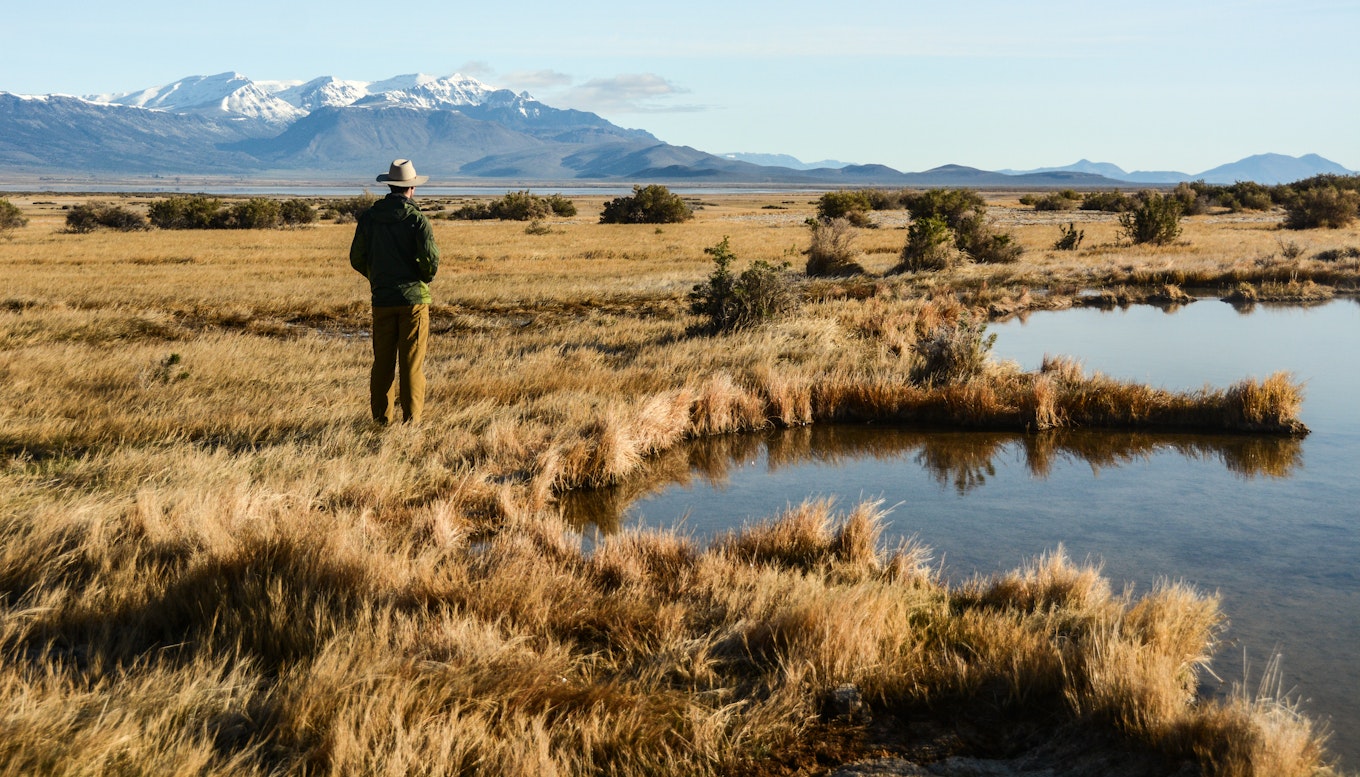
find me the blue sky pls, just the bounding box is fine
[10,0,1358,173]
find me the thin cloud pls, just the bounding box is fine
[454,60,496,79]
[504,69,574,89]
[564,73,707,114]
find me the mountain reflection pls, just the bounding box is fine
[560,425,1303,533]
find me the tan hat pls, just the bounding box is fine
[377,159,429,187]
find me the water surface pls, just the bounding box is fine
[566,299,1360,767]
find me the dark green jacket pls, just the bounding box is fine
[349,194,440,306]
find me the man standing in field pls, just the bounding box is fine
[350,159,440,425]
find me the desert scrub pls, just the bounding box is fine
[816,190,875,227]
[146,195,318,229]
[1283,186,1360,230]
[600,184,693,224]
[1021,190,1081,211]
[892,215,959,273]
[323,192,378,223]
[688,236,799,332]
[1081,190,1135,212]
[899,188,1023,265]
[64,202,149,233]
[452,190,576,221]
[278,198,318,226]
[0,197,30,237]
[805,217,865,277]
[147,194,226,229]
[1053,222,1085,251]
[1119,192,1184,245]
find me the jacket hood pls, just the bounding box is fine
[368,194,423,223]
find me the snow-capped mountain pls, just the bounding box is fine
[352,73,500,111]
[88,72,515,121]
[271,76,370,112]
[1,71,679,180]
[92,72,304,124]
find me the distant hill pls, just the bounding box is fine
[1001,154,1354,186]
[0,73,1353,186]
[1195,153,1353,185]
[721,152,851,170]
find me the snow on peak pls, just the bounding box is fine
[82,72,517,122]
[365,73,443,93]
[272,76,370,111]
[350,73,497,111]
[90,72,302,124]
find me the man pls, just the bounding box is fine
[349,159,440,425]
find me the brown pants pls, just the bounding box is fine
[370,304,429,424]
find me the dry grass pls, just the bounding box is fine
[0,192,1347,775]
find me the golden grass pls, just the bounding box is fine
[0,192,1349,775]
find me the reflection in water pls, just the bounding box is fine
[560,425,1303,533]
[558,300,1360,768]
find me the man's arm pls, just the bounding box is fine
[414,216,439,283]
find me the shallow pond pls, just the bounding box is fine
[564,298,1360,767]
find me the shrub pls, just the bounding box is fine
[546,194,577,217]
[1053,222,1085,251]
[225,198,282,229]
[600,185,693,224]
[805,217,865,277]
[491,190,550,221]
[64,202,148,233]
[897,190,1023,265]
[1289,173,1360,194]
[817,190,875,227]
[903,188,986,227]
[63,204,102,234]
[0,198,25,238]
[862,189,908,211]
[1081,190,1135,212]
[1170,182,1211,216]
[326,193,377,223]
[688,237,798,332]
[911,313,996,386]
[148,195,225,229]
[98,204,150,231]
[967,230,1024,264]
[149,196,318,230]
[1027,191,1080,211]
[1282,186,1359,230]
[1118,193,1184,245]
[1216,181,1274,212]
[892,215,957,273]
[895,188,1021,264]
[450,201,492,220]
[452,191,576,221]
[279,199,318,226]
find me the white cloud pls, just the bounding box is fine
[504,69,574,89]
[562,73,705,114]
[454,60,496,79]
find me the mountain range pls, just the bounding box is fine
[998,154,1355,186]
[1,72,1353,186]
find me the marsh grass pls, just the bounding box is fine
[0,193,1345,775]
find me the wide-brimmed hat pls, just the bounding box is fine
[376,159,429,188]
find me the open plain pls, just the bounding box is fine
[2,191,1357,775]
